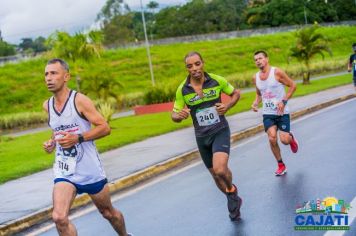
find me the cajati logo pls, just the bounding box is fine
[294,197,351,231]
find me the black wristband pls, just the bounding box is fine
[78,134,84,144]
[282,99,288,105]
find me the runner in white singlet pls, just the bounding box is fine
[251,51,299,176]
[43,58,131,236]
[48,90,106,184]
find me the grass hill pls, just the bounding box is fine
[0,25,354,115]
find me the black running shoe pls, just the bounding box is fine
[226,185,242,221]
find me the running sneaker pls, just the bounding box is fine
[289,132,299,153]
[275,162,287,176]
[226,184,242,221]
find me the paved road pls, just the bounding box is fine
[26,98,356,236]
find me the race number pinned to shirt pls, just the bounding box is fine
[54,153,77,177]
[196,106,220,126]
[263,98,279,113]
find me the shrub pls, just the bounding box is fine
[143,84,176,105]
[118,93,144,109]
[0,112,47,130]
[229,77,252,89]
[97,102,115,123]
[95,99,116,123]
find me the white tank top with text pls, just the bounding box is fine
[48,90,106,185]
[255,67,289,115]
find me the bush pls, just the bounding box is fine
[0,112,47,130]
[229,77,252,89]
[285,59,345,79]
[119,93,144,108]
[143,84,176,105]
[97,102,115,123]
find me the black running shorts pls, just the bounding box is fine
[263,114,290,132]
[195,127,231,169]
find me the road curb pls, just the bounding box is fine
[1,93,355,235]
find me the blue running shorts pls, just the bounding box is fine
[54,178,108,195]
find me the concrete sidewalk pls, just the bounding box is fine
[0,84,355,234]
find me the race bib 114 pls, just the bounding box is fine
[54,154,77,177]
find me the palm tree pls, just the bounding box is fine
[82,71,123,103]
[289,24,332,84]
[47,31,103,91]
[146,1,159,40]
[82,71,123,124]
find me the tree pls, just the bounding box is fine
[289,24,332,84]
[146,1,159,40]
[97,0,135,46]
[306,0,338,23]
[0,40,16,56]
[81,70,123,103]
[97,0,130,23]
[154,0,246,38]
[101,13,135,46]
[33,36,48,54]
[147,1,159,11]
[82,70,124,123]
[18,38,34,53]
[244,0,338,27]
[18,36,48,55]
[47,31,103,91]
[329,0,356,21]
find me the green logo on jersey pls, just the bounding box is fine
[188,90,217,103]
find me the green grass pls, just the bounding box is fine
[0,73,352,184]
[0,25,354,115]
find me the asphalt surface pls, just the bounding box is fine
[29,98,356,236]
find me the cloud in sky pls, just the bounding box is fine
[0,0,187,44]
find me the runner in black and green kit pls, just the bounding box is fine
[171,51,242,221]
[348,43,356,91]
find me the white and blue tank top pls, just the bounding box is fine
[48,90,106,185]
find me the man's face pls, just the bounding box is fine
[44,62,69,92]
[185,54,204,80]
[254,53,269,70]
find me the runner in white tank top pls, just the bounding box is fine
[48,90,106,185]
[42,58,130,236]
[255,67,290,115]
[251,51,299,176]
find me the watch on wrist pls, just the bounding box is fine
[78,134,84,144]
[282,99,288,105]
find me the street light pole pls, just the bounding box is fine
[140,0,155,86]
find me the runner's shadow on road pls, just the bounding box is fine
[273,173,308,235]
[229,218,248,236]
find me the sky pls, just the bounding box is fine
[0,0,188,44]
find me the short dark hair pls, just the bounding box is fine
[184,51,204,63]
[47,58,69,72]
[254,50,268,58]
